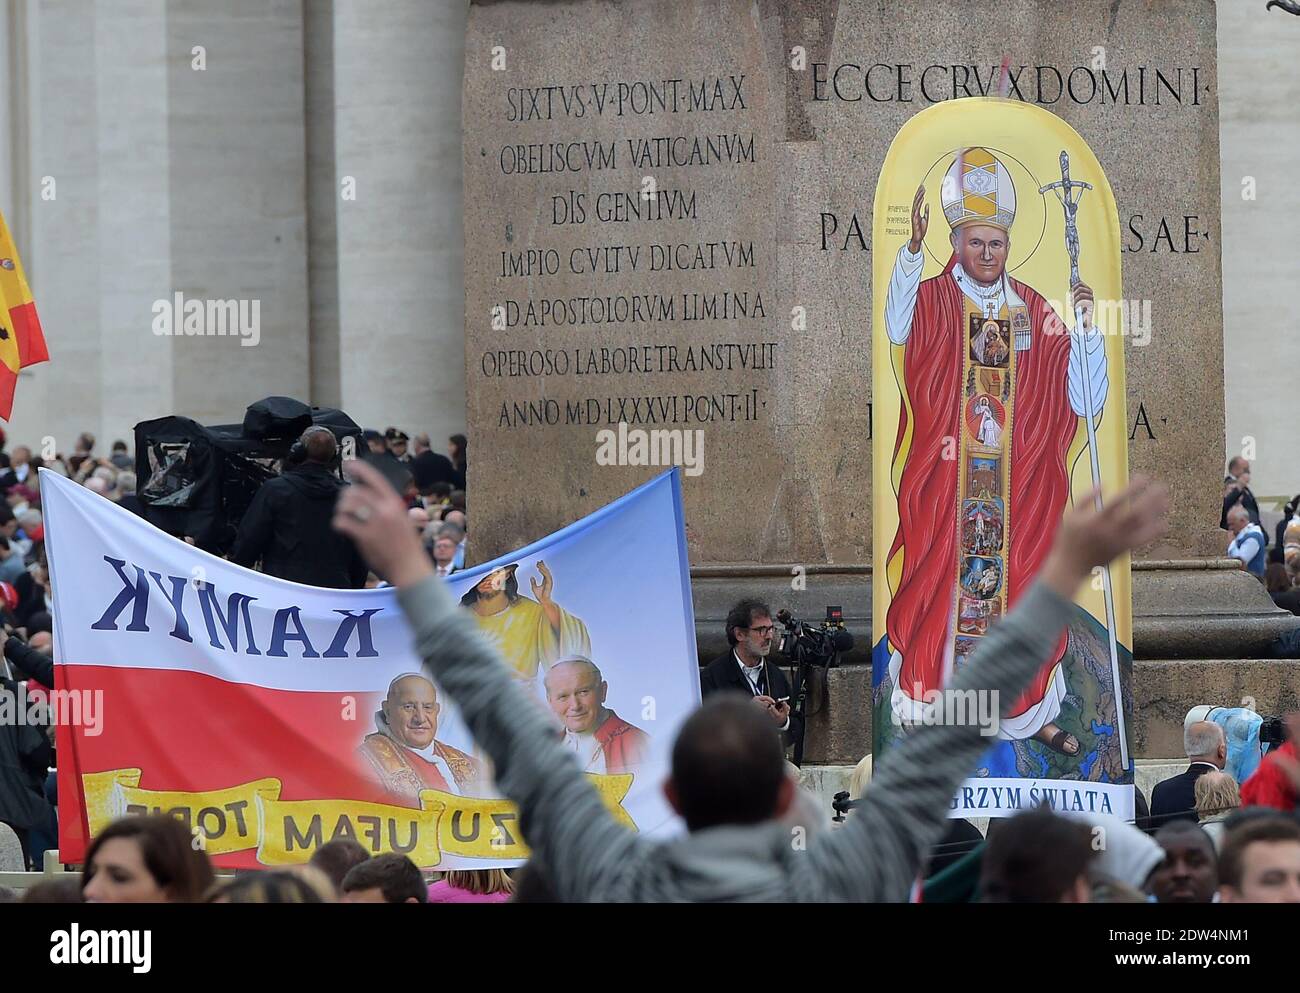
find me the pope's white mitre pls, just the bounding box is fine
[941,147,1017,232]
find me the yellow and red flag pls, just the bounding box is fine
[0,209,49,419]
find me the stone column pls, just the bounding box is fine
[1219,2,1300,502]
[91,0,174,449]
[3,0,100,450]
[0,0,40,439]
[14,0,177,453]
[305,0,341,410]
[164,0,310,426]
[333,0,467,443]
[9,0,312,451]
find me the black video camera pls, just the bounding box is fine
[1260,715,1291,747]
[775,606,854,667]
[831,790,861,823]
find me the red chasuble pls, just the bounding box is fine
[886,256,1078,722]
[593,711,650,774]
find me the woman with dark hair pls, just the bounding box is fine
[206,870,327,904]
[448,434,467,489]
[1266,562,1300,615]
[81,815,215,903]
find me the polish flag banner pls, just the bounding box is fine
[43,468,699,869]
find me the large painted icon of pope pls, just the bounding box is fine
[880,146,1109,756]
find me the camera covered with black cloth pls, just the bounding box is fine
[134,396,363,554]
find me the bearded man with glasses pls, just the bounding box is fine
[700,599,800,749]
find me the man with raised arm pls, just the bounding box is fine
[334,459,1166,902]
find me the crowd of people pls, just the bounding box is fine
[895,714,1300,904]
[7,814,515,904]
[1222,455,1300,586]
[360,428,469,580]
[1,430,1299,903]
[1220,456,1300,665]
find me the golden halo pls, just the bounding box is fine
[919,146,1047,275]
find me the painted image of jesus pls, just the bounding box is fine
[881,146,1109,755]
[459,560,591,683]
[969,395,1003,449]
[961,556,1002,599]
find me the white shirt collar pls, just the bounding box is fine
[733,650,763,688]
[951,263,1027,311]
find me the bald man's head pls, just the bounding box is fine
[301,427,338,464]
[382,674,440,749]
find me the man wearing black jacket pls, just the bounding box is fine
[410,433,460,493]
[231,427,367,588]
[1221,456,1262,531]
[1149,720,1226,827]
[700,598,803,751]
[0,629,54,868]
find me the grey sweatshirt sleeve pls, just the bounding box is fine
[810,580,1076,901]
[397,575,640,900]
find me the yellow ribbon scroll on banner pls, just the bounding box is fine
[82,769,635,866]
[82,769,283,856]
